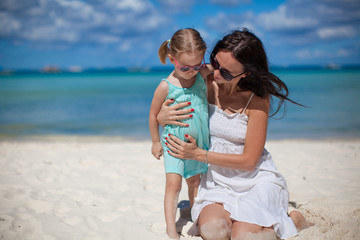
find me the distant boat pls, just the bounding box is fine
[68,66,83,73]
[0,69,13,75]
[127,66,151,73]
[325,63,341,70]
[42,66,61,73]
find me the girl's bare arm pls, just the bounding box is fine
[149,81,169,158]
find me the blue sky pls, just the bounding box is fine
[0,0,359,70]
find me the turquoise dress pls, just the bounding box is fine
[162,73,209,179]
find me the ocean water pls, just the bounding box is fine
[0,69,359,140]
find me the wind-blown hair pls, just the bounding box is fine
[158,28,206,64]
[211,28,303,117]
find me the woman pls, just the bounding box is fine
[158,29,311,240]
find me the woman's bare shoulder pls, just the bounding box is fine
[248,94,270,115]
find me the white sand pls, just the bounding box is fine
[0,137,359,239]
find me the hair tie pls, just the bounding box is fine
[168,39,171,46]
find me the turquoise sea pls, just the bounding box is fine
[0,68,359,140]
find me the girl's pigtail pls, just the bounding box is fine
[158,39,170,64]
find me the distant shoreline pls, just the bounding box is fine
[1,134,359,143]
[1,64,360,75]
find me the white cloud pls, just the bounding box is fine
[197,28,210,41]
[336,48,351,57]
[205,0,360,46]
[210,0,251,7]
[253,0,360,47]
[118,41,131,52]
[318,26,356,40]
[295,47,353,60]
[205,11,257,33]
[1,0,359,68]
[156,0,196,13]
[294,49,312,59]
[294,48,336,60]
[56,0,88,9]
[113,0,148,12]
[257,5,317,31]
[0,0,168,44]
[92,34,120,44]
[0,12,21,36]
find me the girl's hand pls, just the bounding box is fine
[151,141,163,160]
[157,99,194,127]
[165,134,200,160]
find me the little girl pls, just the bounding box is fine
[149,28,211,239]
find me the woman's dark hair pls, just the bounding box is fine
[211,28,303,117]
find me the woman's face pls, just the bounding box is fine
[213,50,246,83]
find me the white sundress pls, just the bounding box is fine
[188,94,298,239]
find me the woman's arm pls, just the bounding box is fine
[166,95,270,171]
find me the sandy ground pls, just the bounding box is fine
[0,136,359,240]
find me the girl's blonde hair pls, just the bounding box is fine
[158,28,207,64]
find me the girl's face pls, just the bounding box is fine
[213,50,247,84]
[169,52,204,80]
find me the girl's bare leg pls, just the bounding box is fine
[185,174,201,207]
[165,173,182,239]
[198,203,232,240]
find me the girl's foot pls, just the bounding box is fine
[289,210,314,231]
[166,229,180,240]
[166,235,180,240]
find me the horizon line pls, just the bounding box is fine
[1,63,360,74]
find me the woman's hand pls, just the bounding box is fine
[157,99,194,127]
[165,134,201,160]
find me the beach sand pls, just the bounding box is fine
[0,137,359,239]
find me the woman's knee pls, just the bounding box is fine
[197,203,231,240]
[199,218,231,240]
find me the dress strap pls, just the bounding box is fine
[241,93,255,114]
[161,78,170,84]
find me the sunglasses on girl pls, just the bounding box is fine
[210,55,246,81]
[173,58,205,72]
